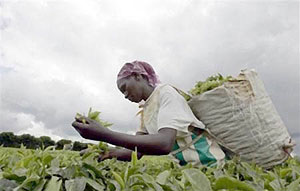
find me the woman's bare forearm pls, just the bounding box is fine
[91,128,176,155]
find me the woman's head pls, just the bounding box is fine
[117,61,160,103]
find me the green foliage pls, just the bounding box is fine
[189,73,233,96]
[0,132,56,150]
[76,107,113,128]
[81,142,109,158]
[19,134,42,149]
[0,147,299,191]
[0,132,96,152]
[0,132,21,148]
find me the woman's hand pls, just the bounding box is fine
[72,116,110,141]
[98,148,140,162]
[97,150,113,162]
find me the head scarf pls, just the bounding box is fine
[117,61,160,87]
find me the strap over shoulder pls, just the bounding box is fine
[170,85,192,101]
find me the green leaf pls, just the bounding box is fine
[182,169,212,191]
[131,147,138,167]
[2,172,26,183]
[269,178,286,191]
[156,170,170,185]
[82,162,103,178]
[65,177,86,191]
[42,154,54,166]
[112,171,125,190]
[44,146,56,152]
[108,180,121,191]
[280,168,292,178]
[123,163,129,182]
[63,165,77,179]
[75,113,83,119]
[214,176,255,191]
[16,175,40,190]
[84,177,105,191]
[287,178,300,191]
[44,176,62,191]
[81,150,93,160]
[130,174,163,191]
[0,179,18,190]
[76,108,112,127]
[32,179,46,191]
[88,111,101,120]
[49,158,61,175]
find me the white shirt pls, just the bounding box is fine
[138,84,205,136]
[137,84,226,165]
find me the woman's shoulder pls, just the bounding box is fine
[157,84,178,95]
[156,84,185,102]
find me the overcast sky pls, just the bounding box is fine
[0,0,299,154]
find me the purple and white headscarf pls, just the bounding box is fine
[117,61,160,87]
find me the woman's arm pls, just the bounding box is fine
[72,117,177,155]
[98,131,148,162]
[103,128,176,155]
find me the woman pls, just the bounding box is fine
[72,61,226,166]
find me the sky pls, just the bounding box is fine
[0,0,299,155]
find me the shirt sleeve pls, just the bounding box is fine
[157,86,203,133]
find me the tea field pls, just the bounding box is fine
[0,146,299,191]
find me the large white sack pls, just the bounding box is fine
[188,69,295,168]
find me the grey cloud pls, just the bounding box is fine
[0,69,140,138]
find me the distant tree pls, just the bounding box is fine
[72,141,88,151]
[14,135,22,148]
[40,136,55,148]
[19,134,41,149]
[0,132,92,151]
[56,139,72,150]
[0,132,19,148]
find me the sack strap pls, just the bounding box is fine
[171,85,238,156]
[170,85,202,155]
[171,85,192,101]
[170,134,203,155]
[204,128,238,157]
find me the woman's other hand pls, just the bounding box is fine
[97,150,112,162]
[98,148,142,162]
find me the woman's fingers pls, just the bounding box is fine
[75,117,83,123]
[84,117,94,124]
[72,121,89,129]
[97,154,103,162]
[74,116,94,124]
[97,152,110,162]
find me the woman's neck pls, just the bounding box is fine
[143,85,155,101]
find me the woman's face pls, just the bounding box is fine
[117,74,148,103]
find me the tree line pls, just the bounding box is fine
[0,132,89,151]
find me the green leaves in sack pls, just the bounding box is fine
[189,73,233,96]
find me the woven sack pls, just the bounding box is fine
[188,69,294,168]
